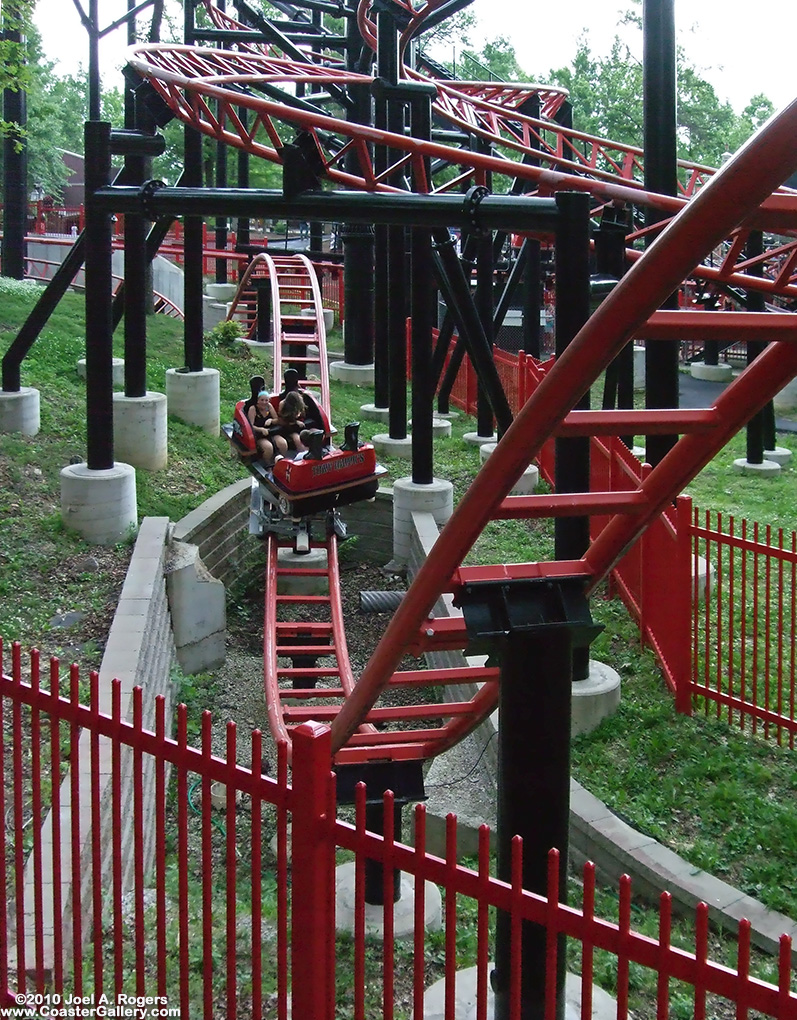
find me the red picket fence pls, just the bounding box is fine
[314,260,344,321]
[2,644,796,1019]
[690,510,797,747]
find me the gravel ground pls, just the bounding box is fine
[204,555,411,765]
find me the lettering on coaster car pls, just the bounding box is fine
[311,452,365,477]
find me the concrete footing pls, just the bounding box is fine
[416,728,497,858]
[165,541,226,673]
[633,345,645,390]
[277,546,329,595]
[329,361,375,386]
[419,967,615,1020]
[165,368,220,434]
[690,361,733,383]
[463,431,496,447]
[0,387,40,436]
[479,442,539,494]
[694,554,715,602]
[301,306,335,331]
[409,417,453,438]
[392,477,454,566]
[205,283,238,302]
[335,861,442,938]
[371,433,414,458]
[732,457,781,477]
[113,392,168,471]
[359,403,391,423]
[764,446,792,466]
[60,462,138,545]
[77,357,125,388]
[571,661,622,737]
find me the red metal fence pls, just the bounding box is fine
[690,510,797,747]
[439,343,797,739]
[2,643,796,1019]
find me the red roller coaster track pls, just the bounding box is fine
[130,4,797,766]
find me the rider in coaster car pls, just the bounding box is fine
[247,390,287,462]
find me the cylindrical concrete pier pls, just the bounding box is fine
[165,368,220,434]
[113,392,168,470]
[0,387,40,436]
[60,462,138,545]
[392,476,454,565]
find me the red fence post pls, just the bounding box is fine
[673,495,694,715]
[290,722,336,1020]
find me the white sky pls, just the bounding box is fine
[33,0,797,116]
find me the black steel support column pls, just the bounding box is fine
[518,95,542,360]
[475,144,496,439]
[373,215,390,408]
[122,91,151,398]
[341,0,374,367]
[2,0,27,283]
[341,223,375,364]
[236,109,250,248]
[309,7,324,255]
[371,9,396,411]
[553,194,591,560]
[456,579,600,1020]
[410,93,434,484]
[746,230,767,464]
[183,0,205,372]
[493,626,572,1020]
[213,0,228,281]
[84,121,115,470]
[475,225,495,437]
[554,192,592,681]
[88,0,101,122]
[214,142,228,282]
[643,0,679,466]
[387,220,408,439]
[596,212,632,445]
[702,340,719,367]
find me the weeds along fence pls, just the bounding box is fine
[438,341,797,741]
[2,646,796,1019]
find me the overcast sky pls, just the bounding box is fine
[33,0,797,116]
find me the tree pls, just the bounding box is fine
[458,34,526,82]
[546,28,775,170]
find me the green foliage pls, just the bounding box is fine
[459,34,525,82]
[204,318,245,350]
[546,20,774,165]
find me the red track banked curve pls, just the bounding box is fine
[128,8,797,764]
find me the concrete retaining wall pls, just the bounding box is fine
[27,244,185,314]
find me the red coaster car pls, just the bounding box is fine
[267,426,386,517]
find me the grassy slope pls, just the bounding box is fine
[2,279,796,981]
